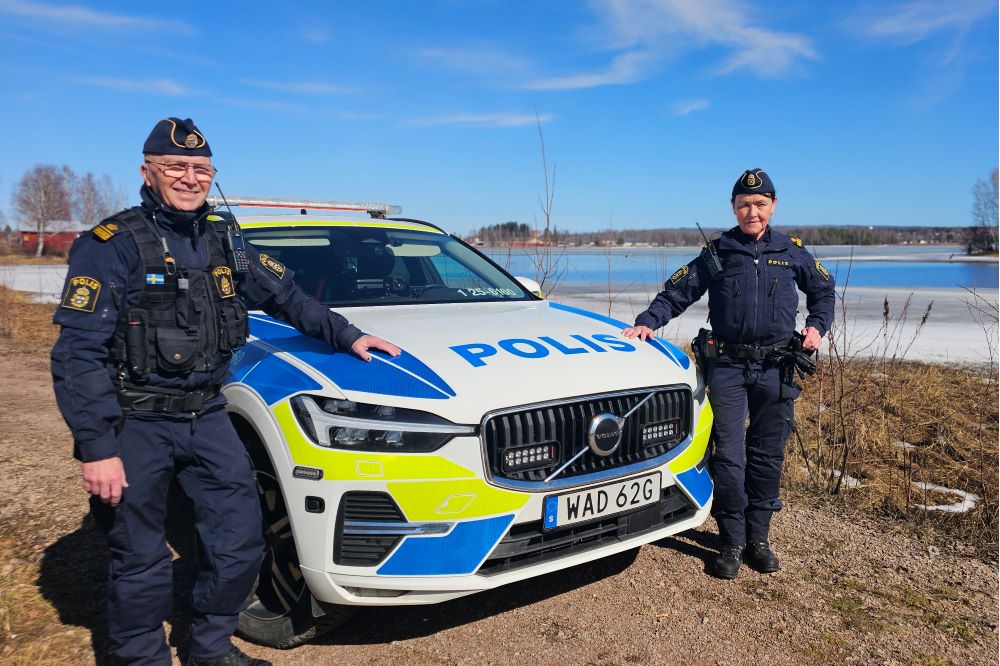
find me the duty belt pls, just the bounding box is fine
[717,340,788,362]
[117,384,221,413]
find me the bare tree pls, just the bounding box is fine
[75,172,125,227]
[13,164,75,256]
[529,109,566,296]
[967,168,998,256]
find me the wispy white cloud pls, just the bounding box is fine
[672,98,709,116]
[405,112,554,128]
[416,45,532,77]
[528,0,816,90]
[80,77,197,96]
[526,51,649,90]
[0,0,195,34]
[847,0,995,106]
[242,79,359,95]
[851,0,995,45]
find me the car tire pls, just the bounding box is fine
[236,432,354,648]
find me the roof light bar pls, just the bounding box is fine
[207,196,401,217]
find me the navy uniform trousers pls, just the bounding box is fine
[706,358,795,547]
[89,402,263,664]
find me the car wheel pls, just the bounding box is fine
[236,439,354,648]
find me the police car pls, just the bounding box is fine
[217,197,714,648]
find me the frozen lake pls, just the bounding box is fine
[2,255,996,365]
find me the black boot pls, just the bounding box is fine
[745,540,780,573]
[188,646,272,666]
[712,544,744,579]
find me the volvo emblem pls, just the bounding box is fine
[588,413,624,457]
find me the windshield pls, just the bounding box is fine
[243,223,534,306]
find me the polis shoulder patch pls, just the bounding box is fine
[789,236,803,247]
[92,221,122,242]
[669,265,689,285]
[814,258,831,281]
[259,253,285,278]
[60,276,101,312]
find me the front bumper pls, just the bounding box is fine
[265,392,714,607]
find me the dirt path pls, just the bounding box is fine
[0,341,995,665]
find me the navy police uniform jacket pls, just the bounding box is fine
[635,226,835,345]
[52,186,364,463]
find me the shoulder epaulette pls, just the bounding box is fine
[789,236,803,247]
[91,207,143,242]
[92,220,124,242]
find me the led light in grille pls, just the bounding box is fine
[642,419,682,447]
[502,443,558,473]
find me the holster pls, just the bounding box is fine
[767,333,814,401]
[779,364,802,400]
[690,328,718,385]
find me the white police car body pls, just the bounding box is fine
[218,199,714,648]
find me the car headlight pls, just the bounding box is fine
[290,395,475,453]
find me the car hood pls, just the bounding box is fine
[235,300,694,424]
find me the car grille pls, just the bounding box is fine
[334,492,405,566]
[482,386,692,484]
[477,485,695,576]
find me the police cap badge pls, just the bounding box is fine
[732,168,775,201]
[143,117,212,157]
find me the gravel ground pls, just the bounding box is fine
[0,341,996,665]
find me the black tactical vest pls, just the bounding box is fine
[110,208,249,380]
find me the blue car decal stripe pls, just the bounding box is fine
[674,466,713,509]
[547,302,689,369]
[376,514,515,576]
[248,314,456,400]
[241,352,323,406]
[226,342,269,384]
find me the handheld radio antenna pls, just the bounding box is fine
[213,183,251,273]
[695,222,723,277]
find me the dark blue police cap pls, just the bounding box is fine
[732,168,775,200]
[142,117,212,156]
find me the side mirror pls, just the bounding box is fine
[515,277,543,299]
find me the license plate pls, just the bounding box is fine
[542,472,661,529]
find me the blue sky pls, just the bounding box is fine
[0,0,996,234]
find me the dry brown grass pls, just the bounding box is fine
[785,290,999,557]
[0,286,59,356]
[0,546,92,665]
[788,359,999,553]
[0,256,67,265]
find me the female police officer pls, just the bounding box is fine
[51,118,399,664]
[623,169,834,579]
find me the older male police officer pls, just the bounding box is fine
[52,118,400,665]
[623,169,834,579]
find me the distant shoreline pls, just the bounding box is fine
[477,245,999,263]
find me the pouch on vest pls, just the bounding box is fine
[220,302,249,349]
[155,328,200,372]
[125,309,150,379]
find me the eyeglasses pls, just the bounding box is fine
[145,160,217,181]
